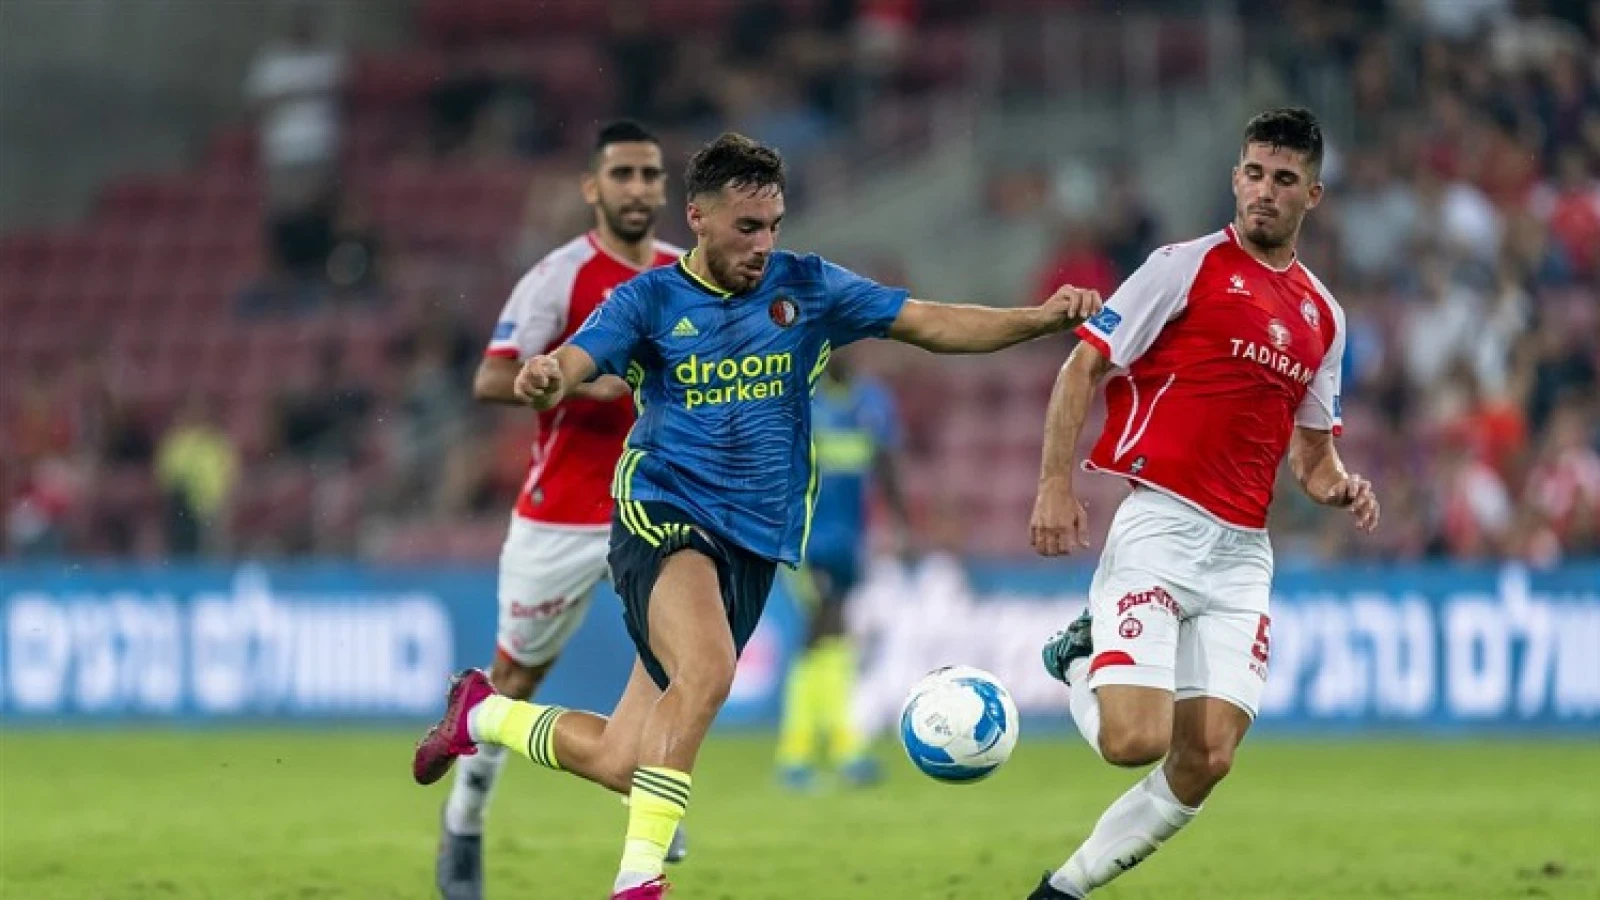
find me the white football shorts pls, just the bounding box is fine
[495,516,611,667]
[1085,485,1274,718]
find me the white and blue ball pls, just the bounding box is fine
[899,665,1020,784]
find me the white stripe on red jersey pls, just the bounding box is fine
[1075,225,1346,529]
[487,231,681,527]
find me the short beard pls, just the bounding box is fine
[706,251,748,292]
[601,205,654,244]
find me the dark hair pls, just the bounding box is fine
[684,132,785,200]
[592,120,659,164]
[1242,107,1324,175]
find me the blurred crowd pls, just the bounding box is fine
[3,0,1597,565]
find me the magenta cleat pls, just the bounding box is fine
[412,668,493,786]
[612,877,670,899]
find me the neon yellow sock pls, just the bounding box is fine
[469,695,565,770]
[776,648,823,768]
[816,637,867,764]
[618,767,691,881]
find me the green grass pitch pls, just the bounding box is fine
[1,731,1595,899]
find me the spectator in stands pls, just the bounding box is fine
[1401,253,1483,390]
[155,395,239,557]
[1521,398,1600,559]
[1530,146,1600,278]
[246,4,346,281]
[387,333,469,517]
[1523,307,1598,432]
[1334,147,1420,285]
[606,0,672,122]
[272,341,373,466]
[325,193,386,303]
[246,3,345,210]
[1100,163,1162,279]
[4,459,78,559]
[1433,432,1516,560]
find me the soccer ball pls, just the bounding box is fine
[898,665,1020,784]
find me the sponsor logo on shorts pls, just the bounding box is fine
[1116,585,1179,618]
[509,597,574,620]
[1118,617,1144,639]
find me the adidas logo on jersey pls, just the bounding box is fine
[672,317,700,338]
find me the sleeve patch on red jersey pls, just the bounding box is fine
[1087,307,1122,335]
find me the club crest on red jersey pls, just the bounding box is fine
[1300,296,1320,328]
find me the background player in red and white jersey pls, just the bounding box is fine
[1024,109,1381,900]
[437,121,682,900]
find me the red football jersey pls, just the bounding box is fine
[486,232,681,527]
[1074,225,1346,529]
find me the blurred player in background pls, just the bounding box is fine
[413,132,1104,899]
[1025,108,1380,899]
[435,120,685,900]
[776,347,911,790]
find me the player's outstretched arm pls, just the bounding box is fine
[1289,426,1380,532]
[886,285,1102,354]
[1030,341,1113,556]
[514,343,599,411]
[478,355,628,405]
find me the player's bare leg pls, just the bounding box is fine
[1042,614,1171,765]
[606,549,735,895]
[1163,696,1249,806]
[1092,686,1172,766]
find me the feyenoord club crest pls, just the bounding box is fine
[770,296,799,328]
[1300,296,1320,328]
[1267,319,1291,350]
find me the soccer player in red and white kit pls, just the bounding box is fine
[1024,108,1381,899]
[435,121,684,900]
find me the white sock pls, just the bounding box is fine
[443,744,507,835]
[1048,767,1199,897]
[1066,658,1102,759]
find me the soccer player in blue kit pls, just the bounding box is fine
[775,347,910,790]
[412,132,1103,899]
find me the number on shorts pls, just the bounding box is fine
[1251,614,1272,663]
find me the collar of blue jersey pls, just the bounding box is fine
[676,249,736,299]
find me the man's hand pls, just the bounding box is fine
[514,355,565,410]
[1039,284,1104,331]
[1030,475,1091,556]
[1323,473,1380,533]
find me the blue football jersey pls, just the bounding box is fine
[567,249,908,565]
[805,376,900,566]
